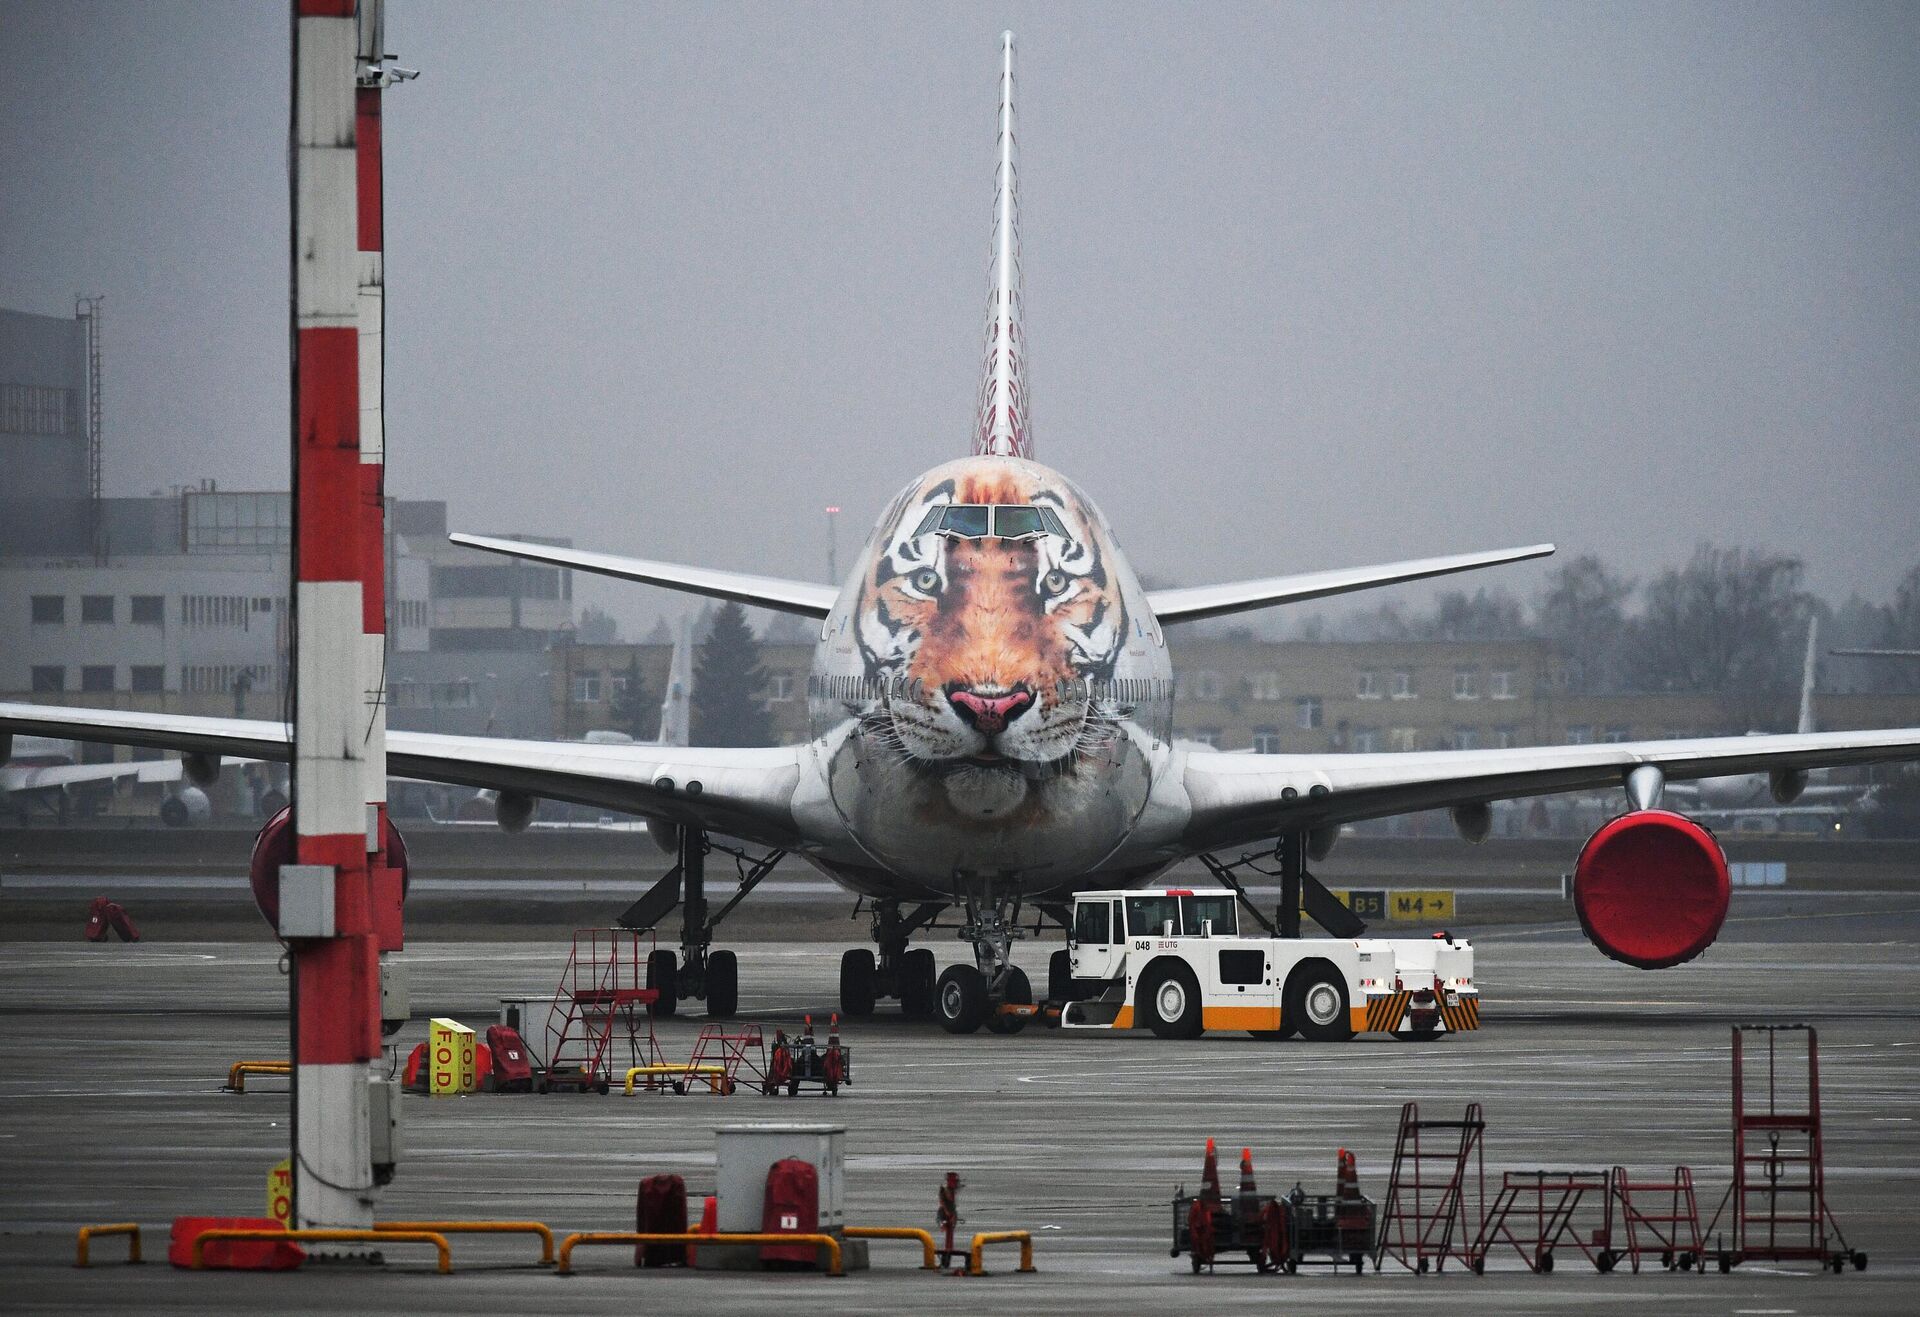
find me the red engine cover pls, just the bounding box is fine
[1574,809,1730,969]
[248,805,409,932]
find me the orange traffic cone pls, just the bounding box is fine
[1238,1147,1258,1198]
[1199,1137,1222,1203]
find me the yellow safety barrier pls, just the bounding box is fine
[623,1065,732,1095]
[224,1061,291,1093]
[845,1225,937,1269]
[557,1231,842,1276]
[377,1220,555,1265]
[74,1222,141,1268]
[190,1228,451,1274]
[968,1230,1036,1276]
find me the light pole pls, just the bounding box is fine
[825,505,840,584]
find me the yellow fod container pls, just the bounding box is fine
[430,1018,477,1096]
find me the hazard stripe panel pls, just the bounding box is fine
[1361,991,1411,1034]
[1439,996,1482,1031]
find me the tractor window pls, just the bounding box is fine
[1218,949,1266,985]
[1125,896,1181,938]
[1073,901,1111,945]
[1181,895,1237,937]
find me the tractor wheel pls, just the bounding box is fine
[1140,961,1203,1039]
[1285,964,1353,1042]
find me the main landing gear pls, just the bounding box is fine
[839,899,945,1021]
[619,825,784,1019]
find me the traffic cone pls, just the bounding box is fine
[1199,1138,1222,1203]
[1336,1148,1360,1200]
[1238,1147,1258,1198]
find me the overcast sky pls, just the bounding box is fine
[4,1,1916,635]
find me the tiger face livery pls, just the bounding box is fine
[835,456,1133,821]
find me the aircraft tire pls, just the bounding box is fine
[936,964,989,1034]
[647,950,678,1018]
[706,949,738,1017]
[1140,960,1203,1040]
[1285,963,1352,1042]
[899,948,937,1018]
[983,966,1033,1035]
[840,948,877,1019]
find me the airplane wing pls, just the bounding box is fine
[1,756,182,795]
[1146,544,1555,626]
[449,533,837,619]
[0,703,809,849]
[1179,728,1920,852]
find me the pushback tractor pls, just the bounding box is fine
[1056,888,1478,1041]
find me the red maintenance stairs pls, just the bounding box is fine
[1705,1023,1866,1273]
[542,928,663,1093]
[1372,1102,1485,1274]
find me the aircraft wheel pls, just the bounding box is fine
[706,949,738,1017]
[647,950,678,1018]
[1286,965,1352,1042]
[839,948,877,1019]
[899,948,937,1018]
[1140,960,1203,1039]
[936,964,989,1034]
[984,966,1032,1034]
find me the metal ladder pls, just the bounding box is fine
[1372,1101,1485,1273]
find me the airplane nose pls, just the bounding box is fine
[947,685,1034,734]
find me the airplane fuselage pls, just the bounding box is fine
[796,455,1179,901]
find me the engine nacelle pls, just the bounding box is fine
[1573,810,1729,969]
[159,787,212,828]
[647,819,682,856]
[494,790,535,834]
[183,752,222,789]
[1450,801,1492,845]
[1769,768,1808,805]
[248,805,410,933]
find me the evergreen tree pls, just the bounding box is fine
[691,602,775,746]
[607,655,652,740]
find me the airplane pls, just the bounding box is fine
[4,32,1918,1034]
[0,733,210,826]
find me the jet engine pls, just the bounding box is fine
[159,787,212,828]
[247,804,410,933]
[494,789,535,834]
[1572,809,1729,969]
[183,752,222,788]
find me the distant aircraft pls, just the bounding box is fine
[0,733,208,826]
[5,34,1918,1033]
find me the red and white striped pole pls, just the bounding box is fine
[290,0,379,1232]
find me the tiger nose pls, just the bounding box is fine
[947,685,1034,733]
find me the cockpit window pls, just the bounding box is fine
[991,505,1046,539]
[915,503,1067,542]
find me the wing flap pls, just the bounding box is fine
[449,533,837,619]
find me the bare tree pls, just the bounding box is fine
[1624,545,1810,724]
[1536,555,1635,693]
[1420,587,1528,641]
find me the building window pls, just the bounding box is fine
[1603,725,1631,743]
[1566,724,1593,745]
[31,595,64,624]
[1391,670,1416,700]
[182,595,252,629]
[1453,668,1478,700]
[1489,669,1514,700]
[1178,670,1224,701]
[1295,695,1322,730]
[0,382,75,434]
[131,595,164,625]
[30,665,65,692]
[1247,672,1283,702]
[573,674,602,703]
[1251,726,1281,753]
[81,665,115,692]
[1355,670,1380,700]
[81,595,114,623]
[1350,726,1379,753]
[131,665,165,693]
[1388,727,1419,752]
[1493,725,1517,748]
[182,491,292,553]
[431,680,476,708]
[183,664,273,695]
[766,672,795,701]
[1452,726,1479,750]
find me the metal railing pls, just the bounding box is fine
[557,1231,843,1276]
[74,1223,141,1267]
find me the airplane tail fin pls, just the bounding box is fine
[973,31,1030,459]
[657,615,693,747]
[1798,615,1819,734]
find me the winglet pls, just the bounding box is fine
[973,31,1030,458]
[1798,615,1819,735]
